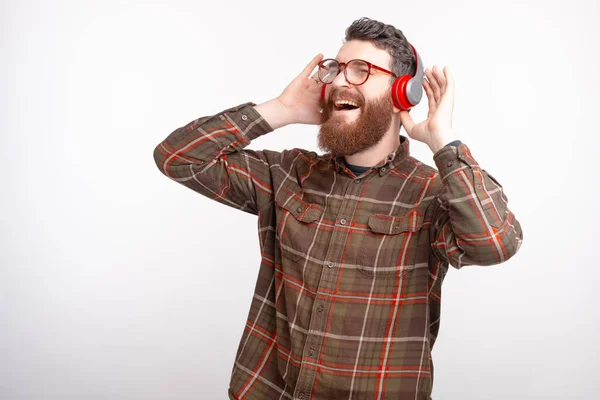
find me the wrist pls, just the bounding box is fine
[253,98,294,130]
[428,131,460,154]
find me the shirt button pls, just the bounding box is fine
[354,179,361,184]
[296,206,303,213]
[340,218,347,225]
[476,184,483,189]
[241,114,248,121]
[327,262,334,269]
[298,394,306,399]
[308,349,315,356]
[317,304,324,312]
[380,167,387,172]
[447,160,454,167]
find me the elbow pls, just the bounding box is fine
[153,142,169,176]
[462,222,524,267]
[502,218,524,262]
[440,213,524,269]
[448,236,523,269]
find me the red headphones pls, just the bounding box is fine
[321,43,424,111]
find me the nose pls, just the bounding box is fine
[330,64,350,88]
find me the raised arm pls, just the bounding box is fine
[153,54,325,215]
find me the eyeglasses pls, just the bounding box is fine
[317,58,397,86]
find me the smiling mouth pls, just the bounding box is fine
[333,100,361,112]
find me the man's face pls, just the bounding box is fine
[317,40,396,157]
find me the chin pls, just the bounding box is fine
[329,112,359,124]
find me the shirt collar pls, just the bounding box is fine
[330,135,410,177]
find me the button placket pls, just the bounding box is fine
[295,177,361,396]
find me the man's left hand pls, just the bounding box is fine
[399,65,459,154]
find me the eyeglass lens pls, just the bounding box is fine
[319,59,370,85]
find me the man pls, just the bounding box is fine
[154,17,522,400]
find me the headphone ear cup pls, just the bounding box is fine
[392,75,413,111]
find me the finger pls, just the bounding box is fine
[436,67,455,116]
[309,72,321,84]
[307,76,323,95]
[422,77,436,111]
[431,65,446,96]
[399,110,415,134]
[442,66,454,95]
[301,53,324,80]
[425,68,439,101]
[424,68,441,102]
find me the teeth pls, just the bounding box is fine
[334,100,360,108]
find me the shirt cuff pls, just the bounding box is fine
[444,140,462,148]
[222,102,274,141]
[433,142,480,180]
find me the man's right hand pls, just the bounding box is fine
[253,54,325,130]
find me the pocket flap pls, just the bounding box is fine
[367,211,424,234]
[275,189,324,223]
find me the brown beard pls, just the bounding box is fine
[317,88,393,157]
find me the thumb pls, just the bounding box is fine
[399,110,415,134]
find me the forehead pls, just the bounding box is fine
[335,40,391,68]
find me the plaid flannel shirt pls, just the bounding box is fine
[153,102,523,399]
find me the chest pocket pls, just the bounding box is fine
[274,188,324,263]
[357,210,424,277]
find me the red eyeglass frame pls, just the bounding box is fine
[317,58,397,86]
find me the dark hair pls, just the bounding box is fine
[344,17,416,81]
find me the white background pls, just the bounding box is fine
[2,0,599,399]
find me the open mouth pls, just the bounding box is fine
[333,100,361,112]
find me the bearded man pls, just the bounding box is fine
[154,17,523,400]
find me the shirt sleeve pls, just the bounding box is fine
[428,142,523,268]
[153,102,280,216]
